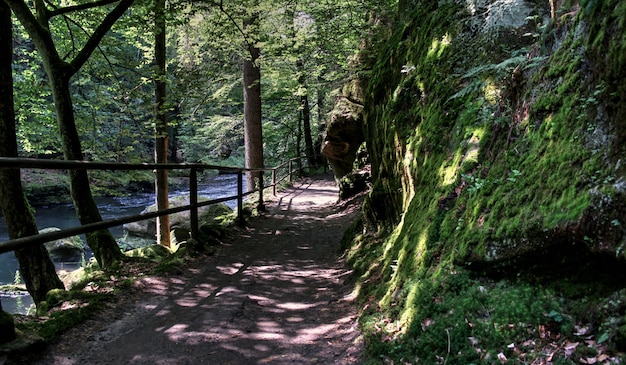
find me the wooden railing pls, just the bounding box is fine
[0,156,324,255]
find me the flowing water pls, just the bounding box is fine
[0,173,239,314]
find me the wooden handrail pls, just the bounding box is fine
[0,156,325,255]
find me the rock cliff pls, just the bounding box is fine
[346,0,626,362]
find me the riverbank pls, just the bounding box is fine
[0,171,241,315]
[20,169,200,207]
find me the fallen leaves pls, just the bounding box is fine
[465,321,623,364]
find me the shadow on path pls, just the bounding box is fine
[38,174,363,365]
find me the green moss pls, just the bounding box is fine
[361,269,570,364]
[349,0,626,362]
[20,288,113,342]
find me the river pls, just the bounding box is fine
[0,173,239,314]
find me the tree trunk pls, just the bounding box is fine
[48,69,123,268]
[243,11,264,192]
[296,60,314,165]
[296,108,302,159]
[154,0,170,247]
[6,0,132,269]
[0,1,64,305]
[315,81,326,165]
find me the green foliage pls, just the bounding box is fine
[10,0,386,168]
[11,35,59,156]
[180,114,243,164]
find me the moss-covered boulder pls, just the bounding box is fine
[40,227,85,260]
[338,168,370,200]
[125,244,171,261]
[321,96,365,179]
[123,196,232,238]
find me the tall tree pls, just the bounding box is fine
[154,0,170,246]
[243,4,264,192]
[289,7,314,165]
[6,0,134,268]
[296,59,314,164]
[282,3,311,163]
[0,0,64,305]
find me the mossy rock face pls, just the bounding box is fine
[358,0,626,269]
[321,96,365,179]
[347,0,626,361]
[0,311,16,344]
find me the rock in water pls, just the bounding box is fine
[40,227,84,260]
[123,196,232,238]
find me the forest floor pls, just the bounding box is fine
[30,173,365,365]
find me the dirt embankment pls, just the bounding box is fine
[32,174,364,365]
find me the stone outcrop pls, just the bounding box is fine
[321,96,364,179]
[0,310,15,344]
[358,0,626,265]
[345,0,626,358]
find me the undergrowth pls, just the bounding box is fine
[359,269,573,364]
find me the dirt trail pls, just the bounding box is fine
[34,174,363,365]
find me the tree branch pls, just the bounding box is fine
[5,0,66,68]
[69,0,135,74]
[45,0,120,18]
[202,0,257,61]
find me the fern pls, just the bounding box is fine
[462,55,527,79]
[448,80,485,100]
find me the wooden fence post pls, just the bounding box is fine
[272,168,276,196]
[237,169,244,224]
[257,171,265,211]
[190,167,199,240]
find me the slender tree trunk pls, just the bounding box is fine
[287,5,314,166]
[296,106,302,158]
[0,1,64,306]
[296,60,314,165]
[47,70,123,268]
[154,0,170,247]
[243,10,264,192]
[316,81,327,165]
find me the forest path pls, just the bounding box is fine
[35,174,364,365]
